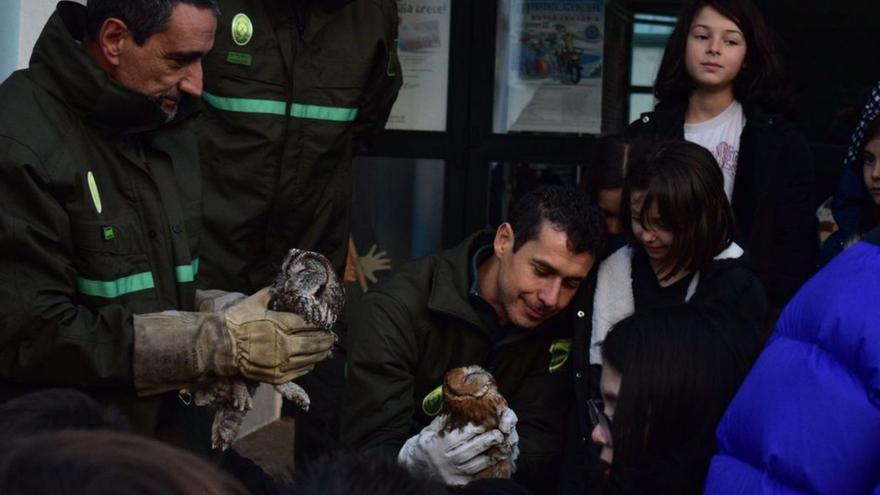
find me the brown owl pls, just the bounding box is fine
[440,365,516,480]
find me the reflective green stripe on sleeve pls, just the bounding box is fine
[290,103,358,122]
[77,272,155,298]
[202,92,357,121]
[175,257,200,284]
[202,92,286,115]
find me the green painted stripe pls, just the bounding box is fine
[291,103,358,122]
[202,91,286,115]
[175,257,200,284]
[77,272,155,298]
[202,92,357,122]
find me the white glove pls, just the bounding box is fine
[398,414,506,486]
[496,408,520,463]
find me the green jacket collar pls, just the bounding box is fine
[426,230,495,331]
[29,2,198,136]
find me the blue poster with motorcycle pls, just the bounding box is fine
[494,0,604,134]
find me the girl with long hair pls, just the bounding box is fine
[590,304,760,494]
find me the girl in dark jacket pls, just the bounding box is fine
[626,0,816,314]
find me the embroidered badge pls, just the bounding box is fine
[548,339,572,373]
[421,384,443,417]
[102,226,115,241]
[87,171,102,214]
[231,13,253,46]
[226,51,253,66]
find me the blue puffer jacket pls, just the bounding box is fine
[704,227,880,495]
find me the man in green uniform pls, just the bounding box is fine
[197,0,402,291]
[341,186,604,493]
[196,0,402,462]
[0,0,333,449]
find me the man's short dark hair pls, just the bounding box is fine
[508,185,605,255]
[86,0,221,45]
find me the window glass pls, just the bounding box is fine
[347,158,445,301]
[486,162,583,227]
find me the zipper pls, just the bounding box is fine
[263,3,299,260]
[292,1,306,41]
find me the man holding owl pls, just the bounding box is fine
[342,186,604,493]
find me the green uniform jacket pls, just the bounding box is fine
[197,0,402,292]
[0,3,203,436]
[341,232,578,493]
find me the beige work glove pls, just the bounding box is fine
[133,288,335,396]
[195,289,246,312]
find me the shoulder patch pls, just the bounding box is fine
[421,384,443,417]
[387,38,399,77]
[549,338,572,373]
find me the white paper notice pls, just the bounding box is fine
[386,0,451,132]
[494,0,605,134]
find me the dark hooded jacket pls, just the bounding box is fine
[626,101,816,313]
[0,2,205,440]
[197,0,402,292]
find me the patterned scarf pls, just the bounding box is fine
[845,82,880,171]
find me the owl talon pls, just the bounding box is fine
[275,381,311,411]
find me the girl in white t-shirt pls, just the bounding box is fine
[626,0,816,317]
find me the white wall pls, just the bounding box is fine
[0,0,21,81]
[18,0,82,69]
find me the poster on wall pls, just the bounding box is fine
[494,0,605,134]
[385,0,451,132]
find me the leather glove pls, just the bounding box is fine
[398,414,507,486]
[195,289,246,312]
[133,287,335,396]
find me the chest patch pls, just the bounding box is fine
[87,171,102,214]
[231,13,253,46]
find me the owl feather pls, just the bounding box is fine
[439,365,516,480]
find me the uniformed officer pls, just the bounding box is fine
[0,0,333,449]
[195,0,403,461]
[197,0,403,291]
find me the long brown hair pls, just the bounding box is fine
[654,0,788,108]
[622,139,735,280]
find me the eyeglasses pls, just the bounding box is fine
[587,398,612,445]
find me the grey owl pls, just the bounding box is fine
[269,248,344,329]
